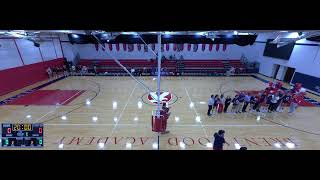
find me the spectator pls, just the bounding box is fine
[242,93,251,112]
[224,96,232,113]
[207,95,215,116]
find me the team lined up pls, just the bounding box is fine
[207,90,301,116]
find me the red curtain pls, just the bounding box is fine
[209,44,213,51]
[95,44,99,51]
[166,44,169,51]
[187,44,191,51]
[173,44,177,51]
[223,44,227,51]
[123,44,127,51]
[116,44,120,51]
[216,44,220,51]
[137,44,141,51]
[202,44,206,51]
[109,44,113,51]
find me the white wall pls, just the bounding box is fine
[0,39,23,70]
[252,33,320,78]
[0,38,64,71]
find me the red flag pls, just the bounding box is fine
[216,44,220,51]
[209,44,213,51]
[223,44,227,51]
[109,44,113,51]
[123,44,127,51]
[202,44,206,51]
[116,44,120,51]
[187,44,191,51]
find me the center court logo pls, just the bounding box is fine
[142,91,178,105]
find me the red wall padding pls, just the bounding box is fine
[0,58,64,96]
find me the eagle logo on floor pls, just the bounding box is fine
[147,92,173,104]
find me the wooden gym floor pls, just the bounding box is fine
[1,75,320,150]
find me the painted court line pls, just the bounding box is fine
[184,87,209,138]
[34,90,83,122]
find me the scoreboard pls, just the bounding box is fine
[1,123,43,147]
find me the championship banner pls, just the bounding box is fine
[144,44,148,52]
[123,44,127,51]
[137,44,141,51]
[223,44,227,51]
[173,44,177,51]
[202,44,206,51]
[166,44,170,51]
[116,44,120,51]
[193,44,198,52]
[216,44,220,51]
[187,44,191,51]
[128,44,134,52]
[209,44,213,51]
[109,44,113,51]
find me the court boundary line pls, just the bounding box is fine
[184,87,209,137]
[108,83,138,139]
[34,90,83,123]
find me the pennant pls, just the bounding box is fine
[216,44,220,51]
[209,44,213,51]
[116,44,120,51]
[202,44,206,51]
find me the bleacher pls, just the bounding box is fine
[77,59,257,76]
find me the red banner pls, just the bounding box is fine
[216,44,220,51]
[137,44,141,51]
[115,44,119,51]
[166,44,169,51]
[187,44,191,51]
[223,44,227,51]
[109,44,113,51]
[202,44,206,51]
[209,44,213,51]
[123,44,127,51]
[173,44,177,51]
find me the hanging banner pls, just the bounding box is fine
[128,44,134,52]
[193,44,198,52]
[187,44,191,51]
[202,44,206,51]
[177,44,184,51]
[166,44,169,51]
[223,44,227,51]
[109,44,113,51]
[173,44,177,51]
[144,44,148,52]
[123,44,127,51]
[216,44,220,51]
[209,44,213,51]
[137,44,141,51]
[95,44,99,52]
[116,44,120,51]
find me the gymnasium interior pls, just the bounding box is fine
[1,30,320,150]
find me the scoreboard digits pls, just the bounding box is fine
[1,123,43,148]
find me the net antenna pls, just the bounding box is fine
[91,33,154,93]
